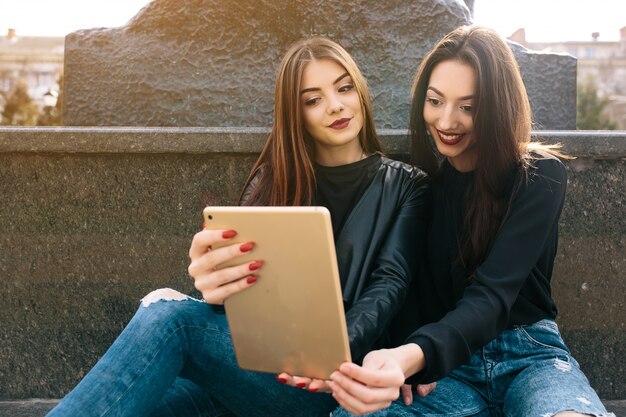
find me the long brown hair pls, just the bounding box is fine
[410,25,562,273]
[240,37,382,206]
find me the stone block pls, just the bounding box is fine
[63,0,575,129]
[63,0,473,129]
[510,42,578,129]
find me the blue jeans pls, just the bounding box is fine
[47,289,338,417]
[333,319,613,417]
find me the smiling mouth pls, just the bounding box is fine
[437,130,465,145]
[329,118,351,129]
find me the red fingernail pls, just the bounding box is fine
[202,222,206,230]
[222,230,237,239]
[296,382,306,388]
[249,261,263,271]
[240,242,254,252]
[276,376,287,383]
[246,276,257,284]
[308,388,318,393]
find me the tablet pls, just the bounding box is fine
[203,206,351,379]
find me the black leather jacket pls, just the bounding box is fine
[242,157,431,362]
[333,157,431,361]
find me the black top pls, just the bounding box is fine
[314,154,382,237]
[405,151,567,383]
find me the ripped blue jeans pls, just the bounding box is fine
[46,289,338,417]
[333,319,613,417]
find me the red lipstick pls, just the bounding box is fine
[329,118,351,129]
[437,129,465,146]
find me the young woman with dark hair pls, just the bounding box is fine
[329,26,613,417]
[46,37,431,417]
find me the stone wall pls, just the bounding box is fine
[0,127,623,400]
[62,0,576,129]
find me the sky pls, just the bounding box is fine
[0,0,624,42]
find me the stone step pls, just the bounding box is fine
[0,400,58,417]
[1,399,624,417]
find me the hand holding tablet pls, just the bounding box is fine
[200,206,352,379]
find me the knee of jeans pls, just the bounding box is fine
[141,288,189,308]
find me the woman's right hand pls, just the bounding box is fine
[329,349,405,415]
[188,229,262,304]
[329,344,425,415]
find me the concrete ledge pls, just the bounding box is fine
[0,128,624,401]
[0,127,625,157]
[0,399,624,416]
[0,399,58,417]
[0,127,413,155]
[533,130,626,159]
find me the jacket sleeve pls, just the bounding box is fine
[238,166,264,206]
[345,171,432,362]
[405,157,567,383]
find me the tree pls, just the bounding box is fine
[577,74,617,130]
[1,80,39,126]
[38,73,63,126]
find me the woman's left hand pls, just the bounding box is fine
[276,373,332,393]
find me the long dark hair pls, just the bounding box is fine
[410,25,561,273]
[240,37,382,206]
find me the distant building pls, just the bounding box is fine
[0,29,64,112]
[509,26,626,129]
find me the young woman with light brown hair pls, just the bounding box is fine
[47,37,431,417]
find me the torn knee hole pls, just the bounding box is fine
[141,288,188,307]
[554,358,572,372]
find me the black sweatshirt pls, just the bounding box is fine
[405,151,567,384]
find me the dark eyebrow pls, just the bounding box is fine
[300,72,351,95]
[427,86,473,101]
